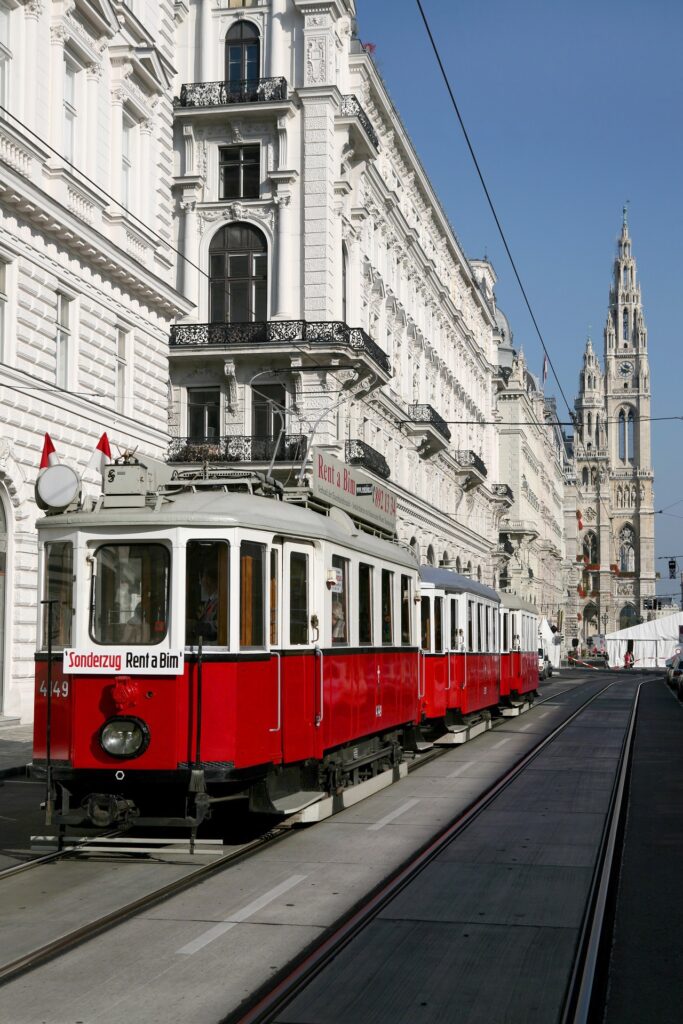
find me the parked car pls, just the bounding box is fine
[666,654,683,687]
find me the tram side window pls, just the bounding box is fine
[476,603,483,652]
[434,597,443,653]
[421,596,431,651]
[241,541,266,648]
[270,549,279,646]
[492,608,497,652]
[331,554,349,645]
[186,541,229,646]
[485,607,490,652]
[467,600,474,652]
[502,611,508,652]
[449,598,458,650]
[382,569,394,645]
[289,552,308,644]
[358,562,373,645]
[43,542,74,650]
[400,575,412,645]
[92,543,170,645]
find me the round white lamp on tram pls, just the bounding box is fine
[35,465,81,512]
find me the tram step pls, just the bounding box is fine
[286,762,409,825]
[30,835,225,856]
[435,717,492,745]
[500,700,531,717]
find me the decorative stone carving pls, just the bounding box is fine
[305,37,328,85]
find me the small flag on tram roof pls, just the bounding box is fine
[39,433,59,469]
[88,432,112,475]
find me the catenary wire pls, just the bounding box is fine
[414,0,576,425]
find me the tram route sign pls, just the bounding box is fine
[311,448,397,534]
[62,647,184,675]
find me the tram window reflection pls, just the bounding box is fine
[270,549,279,646]
[43,542,74,650]
[358,563,373,645]
[434,596,443,653]
[331,554,349,645]
[421,596,431,651]
[289,552,308,645]
[381,569,393,645]
[449,598,458,650]
[400,575,412,645]
[92,543,170,645]
[186,541,229,646]
[241,541,266,648]
[467,600,474,652]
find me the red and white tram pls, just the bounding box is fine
[32,458,540,832]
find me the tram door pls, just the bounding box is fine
[278,541,319,763]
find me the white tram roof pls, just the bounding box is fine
[499,592,538,615]
[38,489,419,571]
[419,566,500,604]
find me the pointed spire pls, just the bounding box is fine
[621,200,630,240]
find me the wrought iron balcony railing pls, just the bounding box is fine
[170,320,391,376]
[454,449,488,477]
[340,94,380,149]
[491,483,513,501]
[345,439,391,480]
[168,434,307,464]
[407,404,451,442]
[176,77,288,108]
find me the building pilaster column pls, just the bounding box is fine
[180,195,200,311]
[269,0,288,79]
[200,0,214,83]
[23,3,44,128]
[85,64,102,180]
[139,117,154,225]
[109,88,124,197]
[270,171,298,320]
[49,25,67,151]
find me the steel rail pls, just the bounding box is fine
[561,677,644,1023]
[230,675,622,1024]
[0,824,292,986]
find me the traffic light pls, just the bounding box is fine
[669,558,677,579]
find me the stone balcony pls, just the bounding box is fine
[454,449,488,489]
[170,320,391,382]
[168,434,307,466]
[345,439,391,480]
[175,77,289,108]
[338,94,380,151]
[491,483,514,504]
[405,403,451,458]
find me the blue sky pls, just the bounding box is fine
[357,0,683,597]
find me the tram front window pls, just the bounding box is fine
[43,542,74,650]
[91,544,170,645]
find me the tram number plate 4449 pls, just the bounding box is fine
[39,680,70,698]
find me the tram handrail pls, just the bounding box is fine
[269,652,282,733]
[314,647,324,727]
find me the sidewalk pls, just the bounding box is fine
[0,721,33,779]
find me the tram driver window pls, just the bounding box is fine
[331,554,349,645]
[43,542,74,650]
[92,543,170,645]
[185,541,229,646]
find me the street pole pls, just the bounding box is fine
[40,598,56,827]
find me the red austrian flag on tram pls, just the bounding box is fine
[39,432,59,469]
[88,432,112,475]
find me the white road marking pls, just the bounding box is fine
[537,711,550,719]
[517,722,532,731]
[491,738,511,749]
[176,874,308,955]
[447,761,473,778]
[367,798,420,831]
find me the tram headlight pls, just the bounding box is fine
[99,717,149,759]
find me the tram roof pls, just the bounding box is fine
[38,489,419,570]
[498,592,538,614]
[419,566,500,604]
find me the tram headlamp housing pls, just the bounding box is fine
[99,717,150,760]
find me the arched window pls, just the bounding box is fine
[619,605,638,630]
[426,544,435,567]
[441,550,450,568]
[623,266,630,288]
[586,411,592,441]
[618,410,626,461]
[209,223,267,323]
[622,308,629,343]
[583,602,599,642]
[616,485,623,509]
[627,410,635,462]
[409,537,418,560]
[582,467,589,487]
[590,467,597,486]
[477,565,482,582]
[583,532,598,565]
[619,524,636,573]
[226,21,260,92]
[455,556,462,573]
[466,560,472,578]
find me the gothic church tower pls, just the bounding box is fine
[574,211,655,637]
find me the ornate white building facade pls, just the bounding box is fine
[569,213,655,641]
[170,0,512,582]
[0,0,189,721]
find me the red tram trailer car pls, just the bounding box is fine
[32,458,540,833]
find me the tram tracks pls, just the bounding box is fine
[0,674,600,997]
[230,675,641,1024]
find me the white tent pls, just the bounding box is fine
[540,618,561,669]
[605,612,683,669]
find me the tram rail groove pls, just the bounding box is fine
[561,679,644,1024]
[229,677,622,1024]
[0,674,595,991]
[0,823,293,987]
